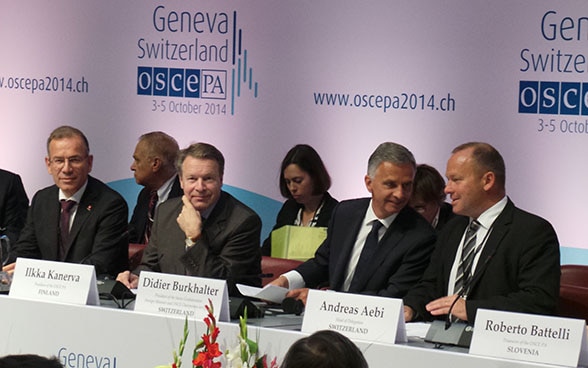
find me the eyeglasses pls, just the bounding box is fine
[49,156,88,169]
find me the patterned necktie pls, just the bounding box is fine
[349,220,383,291]
[454,220,481,296]
[59,199,76,260]
[144,191,158,243]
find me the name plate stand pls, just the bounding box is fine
[134,271,230,321]
[9,258,98,305]
[301,289,406,344]
[470,309,587,367]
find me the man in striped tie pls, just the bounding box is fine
[403,142,560,324]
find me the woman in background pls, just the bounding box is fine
[261,144,338,256]
[409,163,455,231]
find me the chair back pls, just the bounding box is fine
[261,256,303,287]
[559,264,588,322]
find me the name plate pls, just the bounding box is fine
[9,258,98,305]
[301,289,406,344]
[134,271,230,322]
[470,309,587,367]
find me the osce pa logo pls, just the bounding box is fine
[519,80,588,115]
[137,66,226,99]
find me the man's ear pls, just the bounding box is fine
[151,157,162,172]
[482,171,495,191]
[45,156,52,174]
[364,174,373,194]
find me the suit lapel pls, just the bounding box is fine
[330,201,368,290]
[45,191,62,260]
[468,200,514,293]
[170,175,183,197]
[349,207,412,291]
[65,178,96,257]
[201,192,229,247]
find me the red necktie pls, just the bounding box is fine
[59,200,76,260]
[144,191,158,243]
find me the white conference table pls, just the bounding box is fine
[0,295,577,367]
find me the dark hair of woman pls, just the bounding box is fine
[279,144,331,199]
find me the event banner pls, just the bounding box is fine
[1,1,587,259]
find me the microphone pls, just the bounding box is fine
[445,253,494,329]
[282,297,304,315]
[445,291,465,330]
[425,287,472,348]
[425,254,495,347]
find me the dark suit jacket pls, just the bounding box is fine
[128,175,182,244]
[13,176,129,277]
[435,202,456,232]
[295,198,436,298]
[403,198,561,322]
[135,191,262,296]
[0,169,29,244]
[261,192,338,256]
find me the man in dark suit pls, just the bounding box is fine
[271,142,436,304]
[117,143,262,296]
[4,126,128,277]
[403,142,560,323]
[0,169,29,246]
[128,132,182,244]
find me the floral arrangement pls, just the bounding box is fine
[193,300,222,368]
[225,309,278,368]
[157,300,277,368]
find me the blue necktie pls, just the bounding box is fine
[349,220,383,292]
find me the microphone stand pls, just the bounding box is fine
[445,293,463,330]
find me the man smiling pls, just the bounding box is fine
[117,143,262,296]
[5,126,128,277]
[403,142,560,323]
[271,142,436,304]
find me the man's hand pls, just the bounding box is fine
[286,288,310,305]
[2,262,15,275]
[404,305,415,322]
[116,270,139,289]
[268,275,289,289]
[426,294,468,321]
[177,195,202,242]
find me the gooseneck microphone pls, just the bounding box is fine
[445,292,465,330]
[445,253,494,330]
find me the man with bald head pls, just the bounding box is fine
[403,142,560,323]
[128,131,182,244]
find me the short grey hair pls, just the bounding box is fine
[367,142,416,177]
[139,131,179,169]
[47,125,89,156]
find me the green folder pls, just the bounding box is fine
[270,225,327,261]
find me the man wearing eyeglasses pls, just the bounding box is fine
[3,125,128,277]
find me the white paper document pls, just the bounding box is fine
[236,284,289,304]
